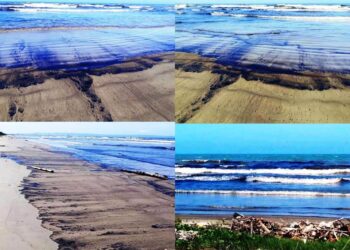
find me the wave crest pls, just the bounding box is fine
[176,167,350,176]
[176,189,350,197]
[246,176,343,185]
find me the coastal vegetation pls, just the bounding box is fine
[176,220,350,250]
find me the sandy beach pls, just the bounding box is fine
[176,52,350,123]
[0,53,174,121]
[0,156,57,250]
[0,135,174,249]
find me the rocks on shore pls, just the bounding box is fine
[230,213,350,242]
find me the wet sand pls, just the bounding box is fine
[0,53,174,121]
[0,136,174,249]
[176,52,350,123]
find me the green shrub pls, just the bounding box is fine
[176,223,350,250]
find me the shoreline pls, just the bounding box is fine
[0,135,175,249]
[23,138,174,180]
[176,52,350,123]
[176,51,350,76]
[0,52,174,121]
[0,156,57,249]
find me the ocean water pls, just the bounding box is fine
[176,154,350,218]
[176,4,350,73]
[0,2,174,70]
[16,134,175,178]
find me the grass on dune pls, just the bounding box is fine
[176,221,350,250]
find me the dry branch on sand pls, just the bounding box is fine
[230,213,350,242]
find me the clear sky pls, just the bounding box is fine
[176,124,350,154]
[0,122,174,136]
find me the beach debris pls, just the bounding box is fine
[121,169,168,180]
[229,214,350,242]
[230,213,281,236]
[30,166,55,173]
[176,230,198,241]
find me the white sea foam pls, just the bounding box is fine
[256,15,350,22]
[176,167,350,176]
[117,138,174,145]
[175,4,188,10]
[273,4,350,12]
[78,4,107,8]
[182,159,209,163]
[13,8,132,13]
[129,5,150,9]
[211,11,227,16]
[211,5,242,8]
[176,189,350,197]
[213,13,350,22]
[23,3,77,8]
[246,176,343,185]
[210,4,350,12]
[179,176,242,181]
[1,3,156,13]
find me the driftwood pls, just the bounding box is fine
[29,166,55,173]
[230,213,350,242]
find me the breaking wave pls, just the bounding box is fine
[0,3,158,12]
[246,176,345,185]
[176,167,350,176]
[210,12,350,22]
[177,176,244,181]
[210,4,350,12]
[176,189,350,197]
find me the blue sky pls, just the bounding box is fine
[176,124,350,154]
[0,122,174,136]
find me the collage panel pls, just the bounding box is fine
[0,2,174,121]
[175,124,350,249]
[0,0,350,249]
[175,2,350,123]
[0,122,175,249]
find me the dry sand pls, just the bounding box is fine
[176,52,350,123]
[93,61,174,121]
[0,53,174,121]
[0,157,57,250]
[0,136,174,249]
[0,78,97,121]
